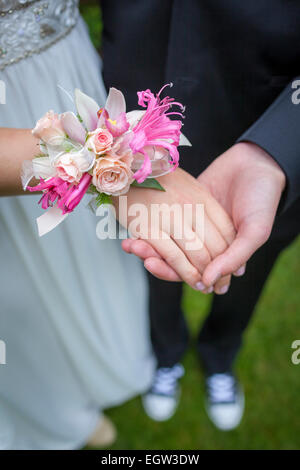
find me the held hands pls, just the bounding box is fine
[117,166,236,294]
[121,142,286,294]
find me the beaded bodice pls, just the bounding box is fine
[0,0,79,71]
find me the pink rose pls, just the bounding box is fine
[32,110,65,145]
[55,148,94,183]
[92,154,133,196]
[86,128,113,155]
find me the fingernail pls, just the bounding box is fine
[206,286,214,294]
[218,284,229,295]
[235,266,246,276]
[195,281,206,291]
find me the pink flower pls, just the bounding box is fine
[32,110,65,145]
[54,148,95,183]
[27,177,71,210]
[57,173,92,214]
[92,154,133,196]
[86,128,114,155]
[75,87,129,133]
[74,87,130,138]
[130,84,184,183]
[27,173,91,214]
[131,145,171,177]
[108,132,133,159]
[104,110,130,137]
[96,88,130,137]
[61,111,86,145]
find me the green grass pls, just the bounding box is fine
[81,2,300,449]
[80,1,102,50]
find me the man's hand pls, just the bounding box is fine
[198,142,286,286]
[123,143,286,293]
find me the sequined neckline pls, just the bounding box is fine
[0,1,40,15]
[0,0,79,71]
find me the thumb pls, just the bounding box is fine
[202,220,272,286]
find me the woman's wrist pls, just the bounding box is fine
[0,128,40,196]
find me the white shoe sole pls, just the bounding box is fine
[142,388,180,422]
[205,387,245,431]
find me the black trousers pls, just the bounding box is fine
[148,199,300,375]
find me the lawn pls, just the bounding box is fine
[81,2,300,450]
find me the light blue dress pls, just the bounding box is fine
[0,0,154,449]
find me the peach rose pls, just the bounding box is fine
[92,154,133,196]
[86,128,113,155]
[32,110,65,145]
[55,148,94,183]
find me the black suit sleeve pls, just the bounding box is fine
[237,78,300,212]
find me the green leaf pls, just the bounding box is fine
[88,192,113,213]
[95,193,113,207]
[131,178,166,191]
[86,184,98,195]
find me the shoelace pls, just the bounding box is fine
[206,373,237,404]
[151,364,185,396]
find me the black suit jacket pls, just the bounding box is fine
[101,0,300,212]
